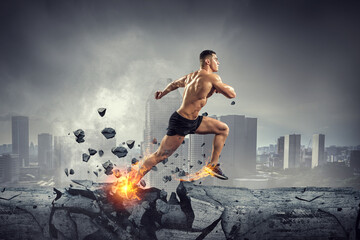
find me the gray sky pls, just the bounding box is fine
[0,0,359,147]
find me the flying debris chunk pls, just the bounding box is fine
[152,166,158,171]
[174,153,179,158]
[1,188,5,193]
[162,158,168,165]
[82,153,90,162]
[88,148,97,156]
[73,129,85,143]
[202,112,208,116]
[201,143,205,147]
[98,150,104,157]
[190,165,193,169]
[97,108,106,117]
[131,158,139,165]
[162,175,172,183]
[102,160,114,175]
[175,167,180,173]
[126,140,135,149]
[113,169,121,178]
[64,168,69,177]
[152,138,158,144]
[178,170,186,177]
[231,101,235,105]
[197,160,202,165]
[140,179,146,187]
[202,153,206,158]
[93,171,98,177]
[111,146,128,158]
[122,142,125,145]
[182,140,185,144]
[52,188,62,203]
[69,169,74,175]
[101,128,116,139]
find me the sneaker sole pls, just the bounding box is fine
[205,167,228,180]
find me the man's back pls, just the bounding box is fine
[178,70,216,119]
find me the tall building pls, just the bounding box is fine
[312,134,325,168]
[143,78,184,192]
[350,150,360,171]
[38,133,53,171]
[12,116,29,166]
[0,154,20,183]
[275,136,285,168]
[283,134,301,169]
[213,115,257,186]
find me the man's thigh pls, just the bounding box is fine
[195,116,227,135]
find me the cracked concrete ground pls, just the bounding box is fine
[0,182,359,240]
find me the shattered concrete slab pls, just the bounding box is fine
[0,183,359,240]
[111,146,128,158]
[97,108,106,117]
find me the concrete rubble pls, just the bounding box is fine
[1,182,359,239]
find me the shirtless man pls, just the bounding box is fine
[130,50,236,184]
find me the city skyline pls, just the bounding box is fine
[0,1,359,147]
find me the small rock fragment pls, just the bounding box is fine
[152,166,158,171]
[174,153,179,158]
[197,160,202,165]
[178,170,186,177]
[1,188,5,193]
[126,140,135,149]
[98,150,104,157]
[53,188,62,203]
[131,158,139,165]
[201,143,205,147]
[182,140,185,144]
[111,146,128,158]
[190,165,193,169]
[140,179,146,187]
[64,168,69,177]
[202,154,206,158]
[33,205,37,209]
[231,101,235,105]
[93,171,98,177]
[175,167,180,173]
[69,169,74,175]
[98,108,106,117]
[162,158,168,165]
[162,175,172,183]
[202,112,208,116]
[88,148,97,156]
[102,160,114,175]
[152,138,157,144]
[82,153,90,162]
[113,169,121,178]
[101,128,116,139]
[73,129,85,143]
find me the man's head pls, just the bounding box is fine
[199,50,219,72]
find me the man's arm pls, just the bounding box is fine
[155,74,187,99]
[212,75,236,99]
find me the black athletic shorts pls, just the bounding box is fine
[166,111,203,136]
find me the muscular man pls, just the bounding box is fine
[130,50,236,184]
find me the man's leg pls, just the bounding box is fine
[195,116,229,166]
[131,134,185,184]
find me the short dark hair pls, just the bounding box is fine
[199,50,216,65]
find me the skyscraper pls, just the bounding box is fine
[213,115,257,186]
[38,133,53,171]
[312,134,325,168]
[0,154,20,183]
[143,78,184,192]
[12,116,29,166]
[283,134,301,169]
[276,136,285,168]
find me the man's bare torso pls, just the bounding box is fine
[177,70,217,120]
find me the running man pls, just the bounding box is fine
[130,50,236,184]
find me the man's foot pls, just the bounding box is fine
[205,163,228,180]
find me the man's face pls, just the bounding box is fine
[209,54,220,72]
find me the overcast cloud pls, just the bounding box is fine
[0,0,359,147]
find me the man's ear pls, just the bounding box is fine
[205,58,210,65]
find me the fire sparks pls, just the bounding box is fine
[111,176,140,200]
[178,164,215,182]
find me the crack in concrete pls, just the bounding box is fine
[202,188,223,206]
[0,192,22,201]
[317,208,349,238]
[195,217,222,240]
[295,194,324,202]
[14,206,44,237]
